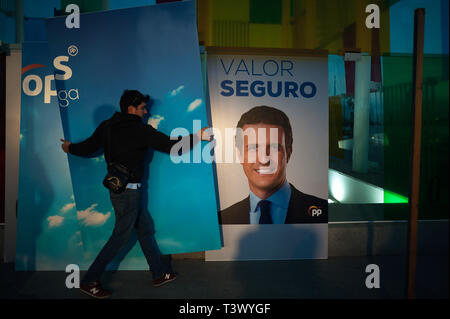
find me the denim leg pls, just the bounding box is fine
[82,190,140,283]
[161,254,174,274]
[135,208,165,279]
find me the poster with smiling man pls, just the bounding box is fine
[206,49,329,261]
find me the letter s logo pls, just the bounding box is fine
[54,56,72,80]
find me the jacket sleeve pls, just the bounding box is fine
[144,124,198,154]
[68,123,105,157]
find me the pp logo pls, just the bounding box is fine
[307,205,322,217]
[68,45,78,57]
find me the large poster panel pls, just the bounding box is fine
[16,42,85,270]
[205,49,329,261]
[41,1,220,269]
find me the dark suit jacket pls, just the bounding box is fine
[219,183,328,224]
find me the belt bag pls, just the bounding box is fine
[103,162,132,194]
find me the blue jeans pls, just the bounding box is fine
[82,188,165,283]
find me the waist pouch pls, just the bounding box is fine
[103,162,132,194]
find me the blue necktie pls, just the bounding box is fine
[258,200,273,224]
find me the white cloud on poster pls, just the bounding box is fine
[60,202,76,214]
[47,215,64,228]
[187,98,202,112]
[170,85,184,96]
[77,203,111,227]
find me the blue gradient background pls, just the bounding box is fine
[16,42,86,270]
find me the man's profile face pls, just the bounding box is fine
[238,123,291,198]
[128,102,147,119]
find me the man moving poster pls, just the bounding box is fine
[61,90,210,298]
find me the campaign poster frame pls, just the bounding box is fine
[205,47,329,261]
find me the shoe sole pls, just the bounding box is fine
[153,276,177,288]
[80,287,111,299]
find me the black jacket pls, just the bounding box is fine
[219,184,328,224]
[69,112,194,182]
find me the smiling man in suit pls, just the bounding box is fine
[219,106,327,225]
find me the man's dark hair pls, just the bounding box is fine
[120,90,150,113]
[236,106,293,153]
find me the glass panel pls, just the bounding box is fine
[383,54,449,220]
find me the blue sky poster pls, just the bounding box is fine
[45,1,221,269]
[16,42,85,270]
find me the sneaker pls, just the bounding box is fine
[153,273,177,287]
[80,281,111,299]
